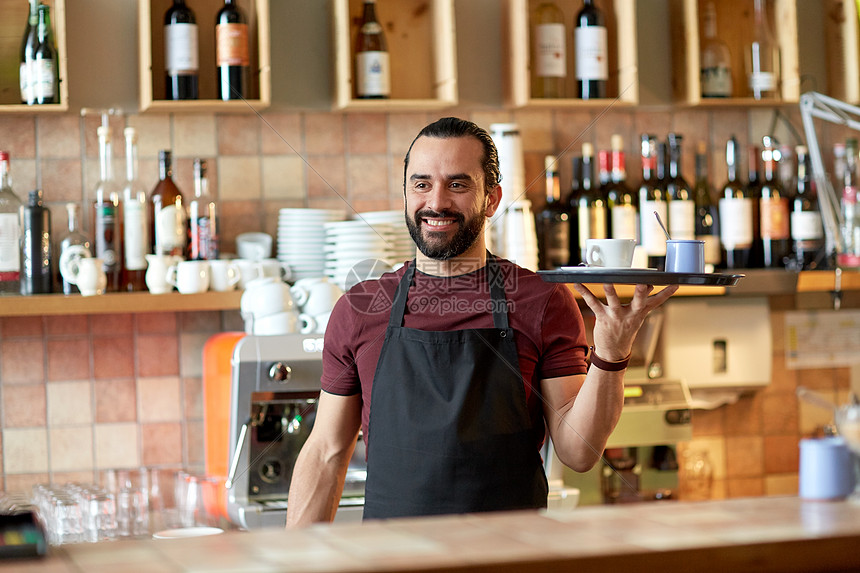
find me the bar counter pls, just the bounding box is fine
[4,496,860,573]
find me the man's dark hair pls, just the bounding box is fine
[403,117,501,195]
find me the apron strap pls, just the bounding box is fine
[388,260,416,327]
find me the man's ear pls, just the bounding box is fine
[484,184,503,218]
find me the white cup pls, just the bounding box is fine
[240,276,296,320]
[585,238,636,268]
[236,232,273,261]
[253,310,300,335]
[166,260,210,294]
[257,258,292,282]
[209,260,241,292]
[291,277,343,316]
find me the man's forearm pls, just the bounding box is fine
[285,439,353,527]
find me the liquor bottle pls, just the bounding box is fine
[839,138,860,268]
[833,142,847,193]
[216,0,250,100]
[746,143,764,266]
[790,145,824,270]
[605,135,637,241]
[58,203,92,295]
[20,189,52,295]
[666,133,696,240]
[759,137,791,268]
[745,0,779,100]
[149,150,186,257]
[638,135,668,269]
[532,1,567,99]
[693,141,721,270]
[19,0,38,105]
[92,126,123,292]
[122,127,148,292]
[574,0,608,100]
[165,0,199,100]
[189,158,219,260]
[32,4,58,105]
[700,1,732,98]
[535,156,570,269]
[0,152,23,295]
[575,142,607,262]
[718,137,754,269]
[566,155,583,265]
[355,0,390,99]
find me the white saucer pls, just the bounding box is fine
[559,266,658,272]
[153,527,224,539]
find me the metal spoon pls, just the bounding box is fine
[796,386,837,412]
[654,211,671,240]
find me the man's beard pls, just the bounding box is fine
[405,208,485,260]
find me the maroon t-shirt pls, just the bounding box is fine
[321,257,589,447]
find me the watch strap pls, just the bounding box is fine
[588,345,631,372]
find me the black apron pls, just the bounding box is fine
[362,256,548,519]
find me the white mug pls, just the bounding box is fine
[291,277,343,316]
[585,239,636,268]
[166,260,210,294]
[209,260,241,292]
[240,277,296,319]
[257,258,292,282]
[236,232,272,261]
[252,310,300,336]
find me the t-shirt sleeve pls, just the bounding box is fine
[320,295,362,396]
[538,284,589,379]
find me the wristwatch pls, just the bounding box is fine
[588,346,631,372]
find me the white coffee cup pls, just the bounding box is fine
[236,232,273,261]
[291,277,343,316]
[257,258,292,282]
[252,310,300,336]
[585,239,636,268]
[166,260,210,294]
[209,260,241,292]
[240,277,296,320]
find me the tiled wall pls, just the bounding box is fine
[1,106,858,496]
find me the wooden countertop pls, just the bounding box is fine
[7,496,860,572]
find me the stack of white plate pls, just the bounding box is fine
[353,210,415,264]
[278,208,346,280]
[323,216,411,288]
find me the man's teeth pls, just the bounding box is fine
[425,219,453,227]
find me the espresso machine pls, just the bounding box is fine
[205,334,365,529]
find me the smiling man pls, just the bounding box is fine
[285,117,677,525]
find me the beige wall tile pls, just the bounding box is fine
[2,316,44,337]
[1,340,45,384]
[761,392,799,435]
[91,313,133,336]
[3,428,48,473]
[260,112,303,155]
[138,377,182,423]
[306,155,346,200]
[262,155,305,199]
[49,426,94,472]
[46,315,88,336]
[305,114,345,155]
[183,377,203,421]
[36,115,81,159]
[512,109,554,152]
[388,113,432,156]
[0,116,36,158]
[9,158,37,197]
[179,333,210,378]
[217,114,261,156]
[725,436,764,478]
[40,158,83,203]
[691,407,724,437]
[763,435,800,474]
[46,339,90,381]
[141,422,182,466]
[94,379,137,424]
[93,335,135,379]
[347,114,388,155]
[179,311,222,334]
[218,156,261,200]
[347,154,389,200]
[127,115,172,159]
[185,420,205,469]
[173,114,217,158]
[470,111,513,133]
[94,423,140,469]
[2,383,46,428]
[137,312,177,334]
[765,474,798,497]
[723,393,763,436]
[726,477,764,498]
[218,200,267,252]
[138,334,180,378]
[4,473,48,492]
[47,381,93,426]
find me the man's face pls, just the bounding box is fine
[404,136,500,260]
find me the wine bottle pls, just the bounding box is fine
[122,127,148,292]
[535,155,570,269]
[745,0,779,100]
[605,135,637,241]
[718,137,753,269]
[355,0,390,99]
[20,189,52,295]
[839,138,860,268]
[149,150,187,257]
[19,0,38,105]
[216,0,250,100]
[532,1,567,98]
[567,155,583,265]
[58,203,92,296]
[576,142,607,262]
[0,152,23,295]
[666,133,696,240]
[700,1,732,98]
[574,0,608,99]
[32,4,58,105]
[790,145,824,270]
[189,158,220,261]
[693,141,721,270]
[759,137,791,268]
[93,126,123,292]
[639,135,668,269]
[165,0,199,100]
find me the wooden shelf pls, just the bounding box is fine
[0,290,242,317]
[503,0,639,108]
[823,0,860,104]
[332,0,457,111]
[796,269,860,292]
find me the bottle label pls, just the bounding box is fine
[578,204,607,258]
[668,199,696,240]
[696,234,722,265]
[575,26,608,81]
[59,244,92,285]
[19,62,31,102]
[124,200,148,271]
[94,204,119,267]
[32,58,55,99]
[760,196,789,240]
[356,51,390,97]
[749,71,776,93]
[191,216,219,260]
[0,213,21,273]
[718,197,753,249]
[165,23,199,74]
[610,205,637,240]
[534,23,566,78]
[640,200,668,255]
[701,65,732,97]
[790,210,823,241]
[216,23,249,66]
[156,203,187,253]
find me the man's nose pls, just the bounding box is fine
[424,187,453,212]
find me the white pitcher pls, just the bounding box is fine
[75,258,107,296]
[145,254,181,295]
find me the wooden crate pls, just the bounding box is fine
[332,0,458,111]
[138,0,271,113]
[669,0,800,106]
[0,0,69,112]
[502,0,638,108]
[824,0,860,104]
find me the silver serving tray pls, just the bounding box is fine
[537,267,745,286]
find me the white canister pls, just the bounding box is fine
[799,437,855,500]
